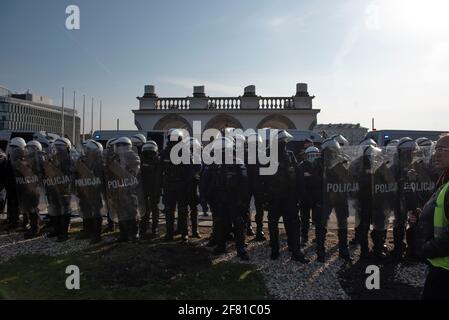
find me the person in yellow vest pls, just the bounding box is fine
[413,134,449,299]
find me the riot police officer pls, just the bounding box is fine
[73,140,105,244]
[297,146,322,246]
[319,138,352,262]
[140,140,162,238]
[103,138,117,232]
[42,137,73,242]
[9,138,43,238]
[184,137,202,238]
[393,137,420,259]
[204,136,250,260]
[131,133,148,229]
[351,143,383,259]
[245,132,266,241]
[161,129,190,242]
[106,137,141,242]
[265,130,308,262]
[130,134,147,155]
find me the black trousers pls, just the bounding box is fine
[163,188,188,237]
[299,202,320,241]
[422,265,449,300]
[268,197,301,255]
[215,202,245,253]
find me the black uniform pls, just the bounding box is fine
[265,148,307,261]
[186,161,201,237]
[245,161,266,240]
[140,153,162,237]
[204,161,249,259]
[297,159,322,245]
[161,144,189,241]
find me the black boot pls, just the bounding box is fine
[24,211,40,239]
[76,219,90,240]
[21,213,29,231]
[117,221,128,242]
[191,211,201,238]
[237,249,250,261]
[338,228,351,262]
[371,230,387,260]
[392,226,405,259]
[90,218,102,244]
[47,216,59,238]
[292,251,310,263]
[129,220,139,243]
[104,214,114,233]
[316,226,326,263]
[270,250,280,260]
[56,215,70,242]
[139,216,149,239]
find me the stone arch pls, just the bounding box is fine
[257,114,296,129]
[308,119,317,131]
[153,114,192,133]
[204,114,243,131]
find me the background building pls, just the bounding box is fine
[0,86,80,144]
[313,123,369,145]
[133,83,320,133]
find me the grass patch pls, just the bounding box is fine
[0,239,267,300]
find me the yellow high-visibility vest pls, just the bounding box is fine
[429,181,449,271]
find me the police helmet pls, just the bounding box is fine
[26,140,43,152]
[9,137,26,149]
[54,137,72,149]
[276,130,293,143]
[331,134,349,146]
[321,138,341,151]
[359,138,377,147]
[415,137,433,147]
[106,138,117,149]
[397,137,418,150]
[305,146,321,162]
[113,136,132,146]
[142,140,159,153]
[84,139,104,152]
[130,133,147,146]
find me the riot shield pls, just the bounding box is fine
[42,148,72,217]
[105,149,140,223]
[371,147,398,231]
[410,146,437,208]
[73,154,105,219]
[103,147,119,224]
[11,147,47,238]
[322,146,360,229]
[346,146,371,234]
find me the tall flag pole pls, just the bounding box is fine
[72,91,76,146]
[61,87,65,137]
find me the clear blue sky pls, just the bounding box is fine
[1,0,448,131]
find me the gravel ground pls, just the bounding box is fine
[0,215,429,300]
[206,228,428,300]
[393,262,428,288]
[0,219,117,263]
